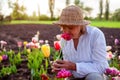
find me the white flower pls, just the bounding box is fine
[56,34,61,40]
[32,37,38,43]
[106,46,112,51]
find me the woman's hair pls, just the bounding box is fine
[59,25,86,35]
[80,25,86,35]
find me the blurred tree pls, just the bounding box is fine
[0,0,2,11]
[112,8,120,21]
[37,4,40,20]
[0,15,3,22]
[31,11,38,20]
[11,0,27,20]
[48,0,55,20]
[84,7,93,18]
[99,0,103,20]
[0,0,3,22]
[74,0,83,8]
[74,0,92,18]
[74,0,80,6]
[104,0,109,20]
[8,0,14,8]
[39,15,50,20]
[66,0,70,7]
[4,15,12,22]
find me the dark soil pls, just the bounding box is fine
[0,24,120,80]
[0,24,61,50]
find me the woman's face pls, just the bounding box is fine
[61,25,82,39]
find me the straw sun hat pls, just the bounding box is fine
[53,5,90,26]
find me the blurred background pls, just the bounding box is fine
[0,0,120,24]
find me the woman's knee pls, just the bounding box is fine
[85,73,104,80]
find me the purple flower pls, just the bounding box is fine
[2,54,8,60]
[56,69,72,78]
[110,69,119,77]
[114,39,119,45]
[112,77,116,80]
[105,67,120,77]
[105,68,112,75]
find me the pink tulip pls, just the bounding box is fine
[17,41,22,48]
[56,69,72,78]
[0,40,7,49]
[39,40,44,44]
[32,37,38,43]
[105,68,120,77]
[105,68,112,75]
[26,42,40,48]
[110,69,119,77]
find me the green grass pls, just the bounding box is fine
[10,20,54,24]
[1,20,120,28]
[91,21,120,28]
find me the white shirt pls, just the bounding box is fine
[61,26,109,78]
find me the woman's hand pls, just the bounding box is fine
[52,60,76,72]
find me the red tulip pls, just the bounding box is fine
[61,33,71,41]
[41,74,49,80]
[54,41,61,51]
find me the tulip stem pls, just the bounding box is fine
[57,49,62,60]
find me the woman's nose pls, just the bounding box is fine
[64,28,70,33]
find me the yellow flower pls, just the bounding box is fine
[41,44,50,57]
[0,56,3,61]
[27,49,31,53]
[23,41,28,46]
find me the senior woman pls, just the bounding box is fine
[52,5,109,80]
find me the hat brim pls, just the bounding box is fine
[53,20,90,26]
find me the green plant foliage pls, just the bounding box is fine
[0,65,17,78]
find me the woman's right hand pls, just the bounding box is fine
[51,60,62,72]
[51,59,76,72]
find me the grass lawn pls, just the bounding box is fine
[1,20,120,28]
[91,21,120,28]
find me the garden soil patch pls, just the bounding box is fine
[0,24,120,80]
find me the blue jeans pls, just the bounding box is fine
[67,73,104,80]
[85,73,104,80]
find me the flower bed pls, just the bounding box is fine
[0,31,73,80]
[0,24,120,80]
